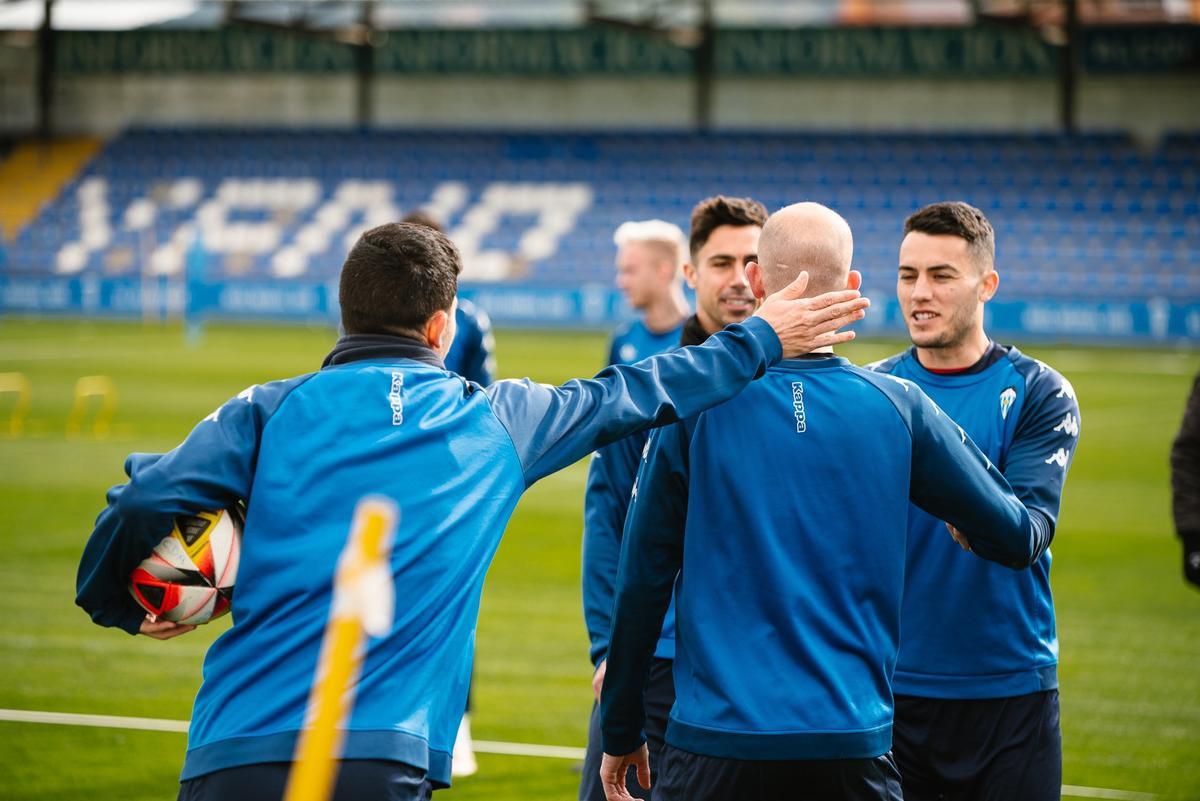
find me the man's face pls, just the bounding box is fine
[615,242,671,311]
[897,231,993,350]
[684,224,760,332]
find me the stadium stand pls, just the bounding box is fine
[3,128,1198,300]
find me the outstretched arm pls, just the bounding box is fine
[488,272,869,485]
[903,385,1034,568]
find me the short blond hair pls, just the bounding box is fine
[613,219,687,268]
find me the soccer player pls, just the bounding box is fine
[599,202,1042,801]
[870,201,1082,801]
[607,220,690,365]
[75,221,869,801]
[579,196,768,801]
[1171,372,1200,590]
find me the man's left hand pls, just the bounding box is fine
[139,616,197,640]
[600,745,651,801]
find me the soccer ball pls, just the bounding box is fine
[128,507,243,625]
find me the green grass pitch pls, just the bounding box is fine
[0,317,1198,800]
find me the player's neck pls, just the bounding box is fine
[915,329,991,372]
[641,288,690,334]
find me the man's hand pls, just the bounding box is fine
[754,270,869,359]
[946,523,972,552]
[139,616,197,640]
[593,659,607,703]
[600,745,651,801]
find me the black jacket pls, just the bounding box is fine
[1170,372,1200,587]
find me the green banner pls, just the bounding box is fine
[52,26,1200,77]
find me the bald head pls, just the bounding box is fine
[756,202,853,297]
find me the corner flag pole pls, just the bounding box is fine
[284,496,398,801]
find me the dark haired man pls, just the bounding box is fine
[870,201,1081,801]
[600,202,1040,801]
[401,209,495,387]
[75,221,870,800]
[578,196,769,801]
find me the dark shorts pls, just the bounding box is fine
[892,689,1062,801]
[177,759,433,801]
[654,746,904,801]
[579,656,675,801]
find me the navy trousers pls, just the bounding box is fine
[892,689,1062,801]
[653,746,904,801]
[177,759,434,801]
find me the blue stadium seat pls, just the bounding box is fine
[5,129,1197,299]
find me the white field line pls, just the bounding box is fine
[1062,786,1157,801]
[0,708,1153,799]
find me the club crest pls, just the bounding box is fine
[999,387,1016,420]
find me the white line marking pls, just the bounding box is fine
[0,708,1154,798]
[1062,785,1157,801]
[0,708,188,733]
[473,739,586,760]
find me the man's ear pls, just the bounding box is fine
[746,261,767,300]
[682,262,699,289]
[846,269,862,291]
[980,269,999,302]
[424,309,453,354]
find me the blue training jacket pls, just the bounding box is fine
[582,317,688,667]
[870,345,1080,699]
[607,319,685,367]
[443,298,496,386]
[601,356,1039,762]
[74,318,783,787]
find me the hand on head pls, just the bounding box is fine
[754,269,869,358]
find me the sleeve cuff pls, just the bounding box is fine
[601,728,648,757]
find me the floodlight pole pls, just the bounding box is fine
[355,0,376,128]
[692,0,714,132]
[1058,0,1079,134]
[36,0,56,141]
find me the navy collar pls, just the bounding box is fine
[321,334,445,370]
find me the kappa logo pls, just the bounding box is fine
[1053,412,1080,437]
[1045,448,1070,469]
[1055,378,1077,401]
[999,387,1017,420]
[791,382,807,433]
[389,372,404,426]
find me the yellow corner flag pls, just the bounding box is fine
[284,496,398,801]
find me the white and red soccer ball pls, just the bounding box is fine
[128,507,243,625]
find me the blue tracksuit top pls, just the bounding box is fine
[601,356,1039,762]
[608,319,685,366]
[870,345,1081,699]
[74,318,783,787]
[583,317,689,667]
[444,299,496,386]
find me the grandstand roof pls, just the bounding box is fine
[0,0,1193,32]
